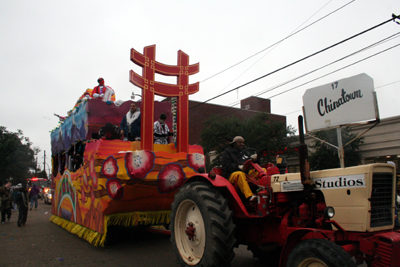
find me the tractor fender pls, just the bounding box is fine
[280,229,329,267]
[183,174,250,217]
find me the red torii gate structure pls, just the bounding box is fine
[129,45,199,153]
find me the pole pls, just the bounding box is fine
[336,128,345,168]
[35,156,38,176]
[44,150,46,177]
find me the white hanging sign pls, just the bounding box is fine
[302,73,379,132]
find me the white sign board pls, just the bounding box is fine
[303,73,379,132]
[280,174,366,192]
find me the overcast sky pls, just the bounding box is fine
[1,0,399,173]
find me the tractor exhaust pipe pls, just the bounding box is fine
[298,116,312,193]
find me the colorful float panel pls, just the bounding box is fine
[51,139,204,246]
[50,99,173,155]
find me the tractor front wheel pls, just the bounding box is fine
[170,181,236,267]
[286,239,356,267]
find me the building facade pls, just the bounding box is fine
[186,96,286,145]
[287,115,400,175]
[164,96,399,176]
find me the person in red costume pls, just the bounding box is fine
[91,77,116,102]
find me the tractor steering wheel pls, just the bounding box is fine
[237,148,260,170]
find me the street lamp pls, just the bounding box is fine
[131,93,142,100]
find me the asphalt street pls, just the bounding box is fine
[0,200,266,267]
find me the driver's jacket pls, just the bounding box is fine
[221,146,245,179]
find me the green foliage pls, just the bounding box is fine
[308,127,363,171]
[37,170,48,179]
[199,113,296,170]
[0,126,40,185]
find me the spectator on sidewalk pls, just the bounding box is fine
[0,182,11,195]
[1,189,13,224]
[29,184,40,211]
[14,184,29,227]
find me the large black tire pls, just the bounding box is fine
[170,181,236,267]
[286,239,357,267]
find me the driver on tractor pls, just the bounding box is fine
[221,136,261,202]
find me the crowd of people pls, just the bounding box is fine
[53,78,258,205]
[0,182,31,227]
[52,77,176,177]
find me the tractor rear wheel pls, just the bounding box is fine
[170,181,236,267]
[286,239,356,267]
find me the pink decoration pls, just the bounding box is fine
[89,155,98,189]
[106,179,124,200]
[124,150,155,180]
[157,163,186,193]
[90,186,95,203]
[187,153,205,172]
[101,156,119,179]
[82,169,89,189]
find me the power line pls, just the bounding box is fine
[189,39,400,126]
[266,43,400,100]
[252,32,400,99]
[190,14,399,110]
[284,78,400,116]
[214,0,337,96]
[200,0,355,84]
[375,80,400,89]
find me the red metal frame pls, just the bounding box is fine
[130,45,199,153]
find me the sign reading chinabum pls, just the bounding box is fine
[302,73,379,132]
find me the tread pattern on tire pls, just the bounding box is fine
[170,181,236,267]
[286,238,357,267]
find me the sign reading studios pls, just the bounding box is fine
[302,73,379,132]
[281,174,366,192]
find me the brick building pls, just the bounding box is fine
[185,96,286,145]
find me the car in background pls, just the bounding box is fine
[43,189,52,205]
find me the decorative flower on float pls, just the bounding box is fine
[101,156,119,179]
[124,150,155,180]
[187,153,205,172]
[90,186,95,204]
[82,168,89,189]
[89,155,98,189]
[157,163,186,193]
[81,188,86,204]
[106,179,123,200]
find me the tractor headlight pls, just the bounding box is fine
[324,206,335,219]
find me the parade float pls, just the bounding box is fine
[49,45,204,246]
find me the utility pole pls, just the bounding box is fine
[44,150,46,177]
[34,156,38,176]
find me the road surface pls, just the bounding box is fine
[0,201,266,267]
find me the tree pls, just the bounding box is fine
[200,113,296,170]
[37,170,48,179]
[0,126,40,185]
[308,127,363,171]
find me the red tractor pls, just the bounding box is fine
[170,116,400,267]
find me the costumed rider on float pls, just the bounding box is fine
[120,102,141,141]
[91,77,115,104]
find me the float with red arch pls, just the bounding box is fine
[49,45,205,246]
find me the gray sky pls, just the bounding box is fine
[1,0,399,172]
